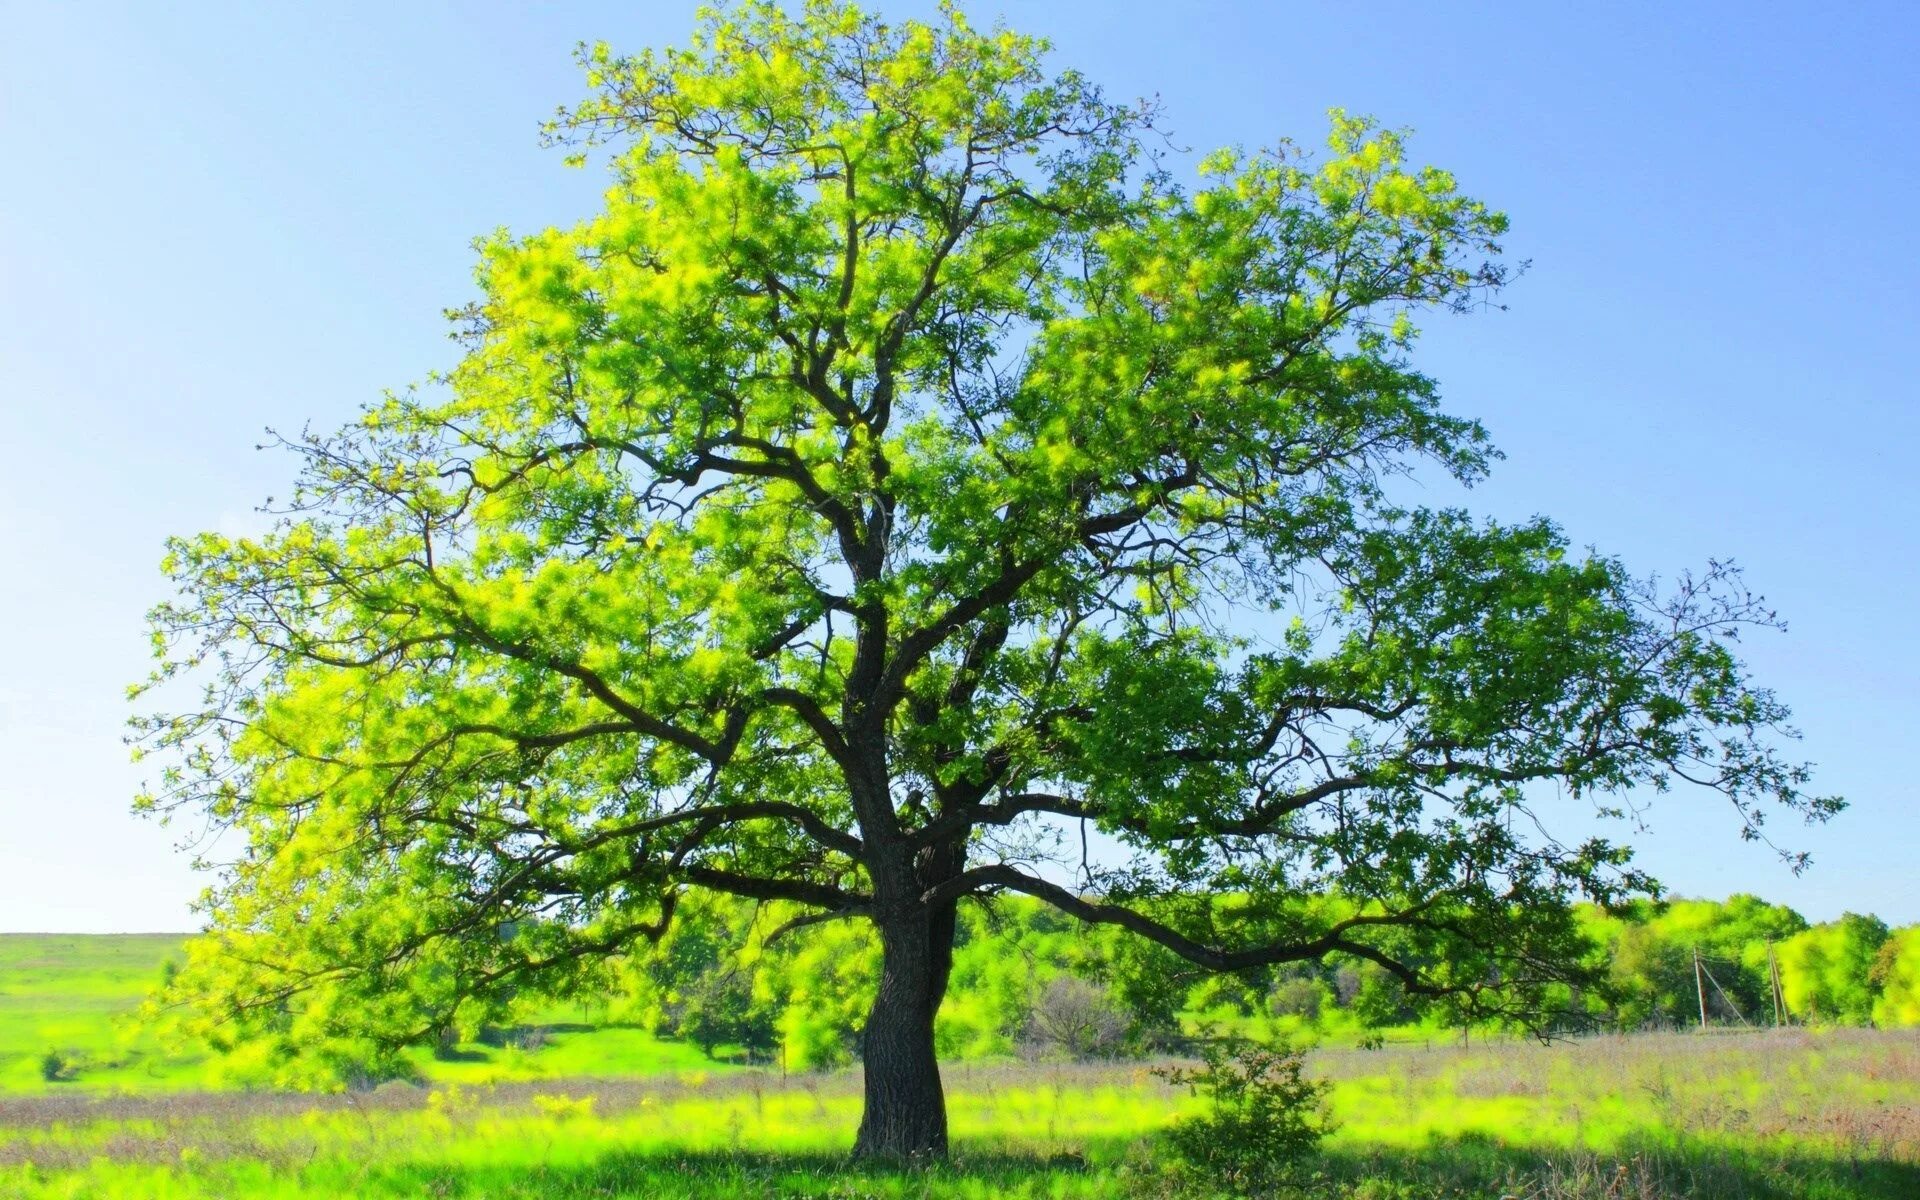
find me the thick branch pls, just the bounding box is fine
[929,863,1443,980]
[681,864,869,912]
[920,775,1369,849]
[602,800,862,859]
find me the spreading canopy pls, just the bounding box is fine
[139,0,1836,1149]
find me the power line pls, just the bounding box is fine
[1698,955,1751,1028]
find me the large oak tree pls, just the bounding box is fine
[140,1,1837,1159]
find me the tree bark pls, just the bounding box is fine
[852,903,950,1160]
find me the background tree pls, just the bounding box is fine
[138,0,1839,1159]
[1870,927,1920,1028]
[1585,895,1808,1027]
[1778,912,1889,1024]
[1024,974,1128,1060]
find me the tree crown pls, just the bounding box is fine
[138,0,1837,1065]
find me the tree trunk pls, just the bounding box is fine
[853,904,949,1160]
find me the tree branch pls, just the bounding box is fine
[927,863,1444,979]
[681,864,868,912]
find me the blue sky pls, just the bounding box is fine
[1,2,1914,932]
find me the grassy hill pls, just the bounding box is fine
[0,934,720,1094]
[0,933,199,1092]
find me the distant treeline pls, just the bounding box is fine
[589,893,1920,1068]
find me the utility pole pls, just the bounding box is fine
[1768,941,1789,1027]
[1694,945,1710,1031]
[1767,940,1779,1026]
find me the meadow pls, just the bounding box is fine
[3,935,1917,1198]
[0,935,717,1096]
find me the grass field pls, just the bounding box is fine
[0,935,201,1094]
[2,935,1916,1198]
[0,935,722,1095]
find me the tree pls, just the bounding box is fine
[1589,895,1808,1027]
[137,0,1840,1159]
[679,965,778,1061]
[1870,926,1920,1028]
[1779,913,1889,1024]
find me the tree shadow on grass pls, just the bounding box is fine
[1316,1133,1920,1200]
[304,1147,1107,1200]
[262,1136,1920,1200]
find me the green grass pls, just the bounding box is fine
[3,935,1916,1197]
[0,935,201,1093]
[0,934,729,1095]
[1,1032,1915,1198]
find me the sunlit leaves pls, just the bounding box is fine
[134,0,1835,1079]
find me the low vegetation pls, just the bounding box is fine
[0,1030,1913,1198]
[1153,1037,1333,1192]
[5,890,1917,1097]
[2,926,1916,1195]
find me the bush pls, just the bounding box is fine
[1155,1037,1333,1191]
[1025,975,1129,1059]
[680,969,778,1062]
[1269,975,1326,1020]
[1345,961,1416,1028]
[39,1050,71,1083]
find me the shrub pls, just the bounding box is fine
[1025,975,1129,1059]
[531,1092,597,1121]
[1155,1037,1333,1191]
[1270,976,1326,1020]
[1345,961,1416,1028]
[680,968,778,1061]
[38,1051,71,1083]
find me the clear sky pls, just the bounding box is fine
[2,2,1914,933]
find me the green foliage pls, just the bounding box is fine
[1580,894,1808,1028]
[109,894,1920,1093]
[1870,926,1920,1027]
[5,910,1920,1104]
[602,895,1182,1068]
[597,892,1920,1081]
[1155,1036,1333,1191]
[678,968,777,1061]
[757,916,877,1071]
[133,1,1836,1134]
[1350,962,1420,1030]
[1268,970,1330,1021]
[1779,913,1889,1024]
[602,889,781,1061]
